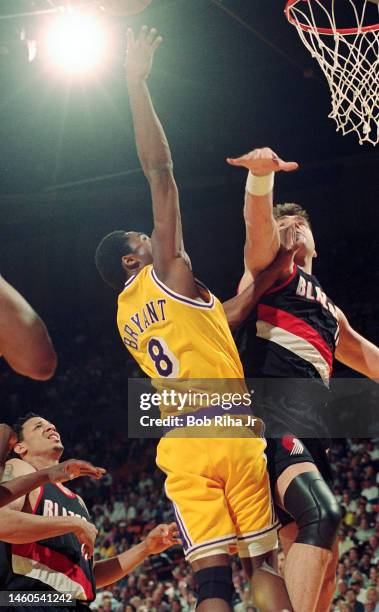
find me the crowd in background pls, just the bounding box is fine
[1,235,379,611]
[2,331,378,610]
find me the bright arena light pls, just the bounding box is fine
[44,11,109,76]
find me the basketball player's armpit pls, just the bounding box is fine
[335,307,379,380]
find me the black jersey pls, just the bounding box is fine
[236,265,340,438]
[0,482,96,603]
[237,264,339,383]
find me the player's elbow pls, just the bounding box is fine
[9,348,57,381]
[145,163,174,184]
[29,349,57,380]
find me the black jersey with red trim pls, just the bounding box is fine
[235,265,339,437]
[237,264,339,384]
[0,482,96,602]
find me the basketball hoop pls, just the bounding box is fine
[285,0,379,145]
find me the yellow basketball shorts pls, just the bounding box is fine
[156,436,278,563]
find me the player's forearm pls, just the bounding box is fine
[126,75,183,257]
[224,264,284,329]
[336,338,379,380]
[126,76,173,180]
[223,282,257,330]
[0,509,81,544]
[0,469,50,509]
[94,541,149,588]
[243,191,280,275]
[335,309,379,380]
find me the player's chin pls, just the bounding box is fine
[52,442,64,452]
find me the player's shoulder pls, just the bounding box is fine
[118,265,152,298]
[2,457,36,481]
[76,493,89,514]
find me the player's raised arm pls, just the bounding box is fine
[0,276,57,380]
[125,27,198,297]
[226,148,298,291]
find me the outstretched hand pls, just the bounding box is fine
[125,26,163,82]
[47,459,106,484]
[226,147,298,176]
[144,522,180,554]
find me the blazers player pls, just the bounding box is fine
[227,147,379,612]
[95,28,277,611]
[0,414,178,610]
[0,422,105,510]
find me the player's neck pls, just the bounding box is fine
[301,255,313,275]
[26,454,60,470]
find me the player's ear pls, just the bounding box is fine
[13,441,26,457]
[313,249,318,259]
[122,253,140,272]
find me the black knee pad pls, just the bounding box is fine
[194,565,234,607]
[283,471,341,550]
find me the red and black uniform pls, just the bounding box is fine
[236,264,340,523]
[0,482,96,611]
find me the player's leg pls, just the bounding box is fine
[241,554,293,612]
[156,438,237,610]
[192,554,233,611]
[225,436,292,611]
[276,462,341,612]
[314,540,339,612]
[280,520,338,612]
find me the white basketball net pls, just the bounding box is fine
[286,0,379,145]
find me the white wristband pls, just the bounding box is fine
[246,171,274,196]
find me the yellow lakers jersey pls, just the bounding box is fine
[117,265,249,417]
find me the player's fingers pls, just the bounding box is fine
[278,161,299,172]
[226,157,247,166]
[151,35,163,53]
[140,25,149,41]
[77,467,105,478]
[168,522,177,531]
[147,28,157,44]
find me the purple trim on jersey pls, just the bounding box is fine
[237,521,280,541]
[163,405,253,434]
[124,274,137,289]
[151,269,215,309]
[264,264,298,296]
[172,505,191,551]
[187,533,236,557]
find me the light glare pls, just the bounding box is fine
[44,12,108,75]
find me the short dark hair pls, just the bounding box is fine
[13,412,41,441]
[95,231,132,291]
[273,202,311,227]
